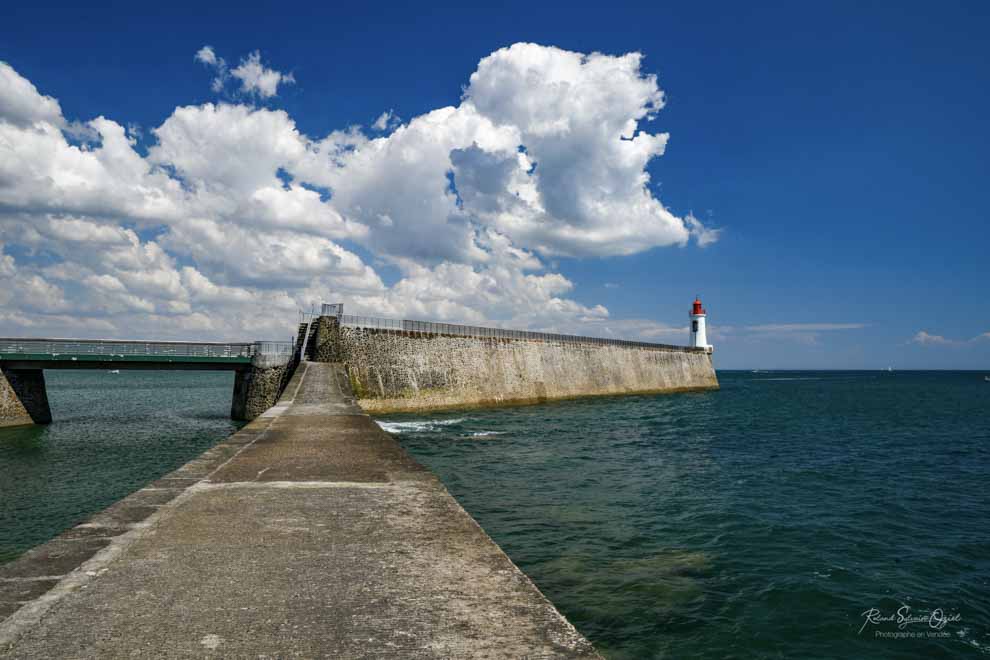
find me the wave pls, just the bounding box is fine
[376,418,466,434]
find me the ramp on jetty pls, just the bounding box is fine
[0,362,598,658]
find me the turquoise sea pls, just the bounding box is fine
[0,370,241,563]
[1,370,988,658]
[384,371,990,658]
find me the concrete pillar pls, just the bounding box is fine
[0,367,53,427]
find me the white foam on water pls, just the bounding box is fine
[376,418,465,434]
[468,431,504,437]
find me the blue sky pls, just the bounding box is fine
[1,0,988,369]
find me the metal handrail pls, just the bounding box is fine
[254,341,295,357]
[299,319,315,360]
[0,337,258,346]
[334,315,697,352]
[0,338,294,359]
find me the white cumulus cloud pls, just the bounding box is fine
[195,47,294,98]
[195,46,218,66]
[0,44,715,341]
[0,61,63,127]
[910,331,954,345]
[371,110,398,131]
[231,51,294,98]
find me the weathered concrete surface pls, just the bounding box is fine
[0,368,51,428]
[334,325,718,413]
[0,362,600,659]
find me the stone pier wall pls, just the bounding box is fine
[324,321,718,413]
[0,368,52,428]
[229,354,295,421]
[312,315,342,363]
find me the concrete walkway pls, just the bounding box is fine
[0,362,599,659]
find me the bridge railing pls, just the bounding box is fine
[0,338,293,360]
[334,314,697,352]
[253,341,295,358]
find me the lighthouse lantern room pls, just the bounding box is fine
[689,297,713,353]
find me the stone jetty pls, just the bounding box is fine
[0,362,600,658]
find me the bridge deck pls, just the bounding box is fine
[0,362,599,658]
[0,356,251,370]
[0,338,293,370]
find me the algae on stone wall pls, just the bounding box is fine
[329,326,718,413]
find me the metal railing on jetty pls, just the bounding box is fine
[331,313,696,352]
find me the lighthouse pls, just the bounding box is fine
[689,296,713,353]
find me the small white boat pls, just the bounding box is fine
[108,369,120,374]
[985,376,989,382]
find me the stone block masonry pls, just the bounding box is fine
[312,314,341,363]
[0,368,51,427]
[229,363,290,421]
[325,320,718,414]
[230,352,297,421]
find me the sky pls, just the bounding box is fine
[1,0,987,369]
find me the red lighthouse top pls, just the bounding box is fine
[691,297,706,316]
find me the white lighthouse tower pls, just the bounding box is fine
[689,296,713,353]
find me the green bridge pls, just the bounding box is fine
[0,337,296,427]
[0,338,292,369]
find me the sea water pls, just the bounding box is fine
[0,370,239,563]
[1,370,987,658]
[384,371,990,658]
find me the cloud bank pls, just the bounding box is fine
[909,330,990,346]
[0,44,716,340]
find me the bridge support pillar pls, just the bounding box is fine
[230,370,252,421]
[0,367,52,427]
